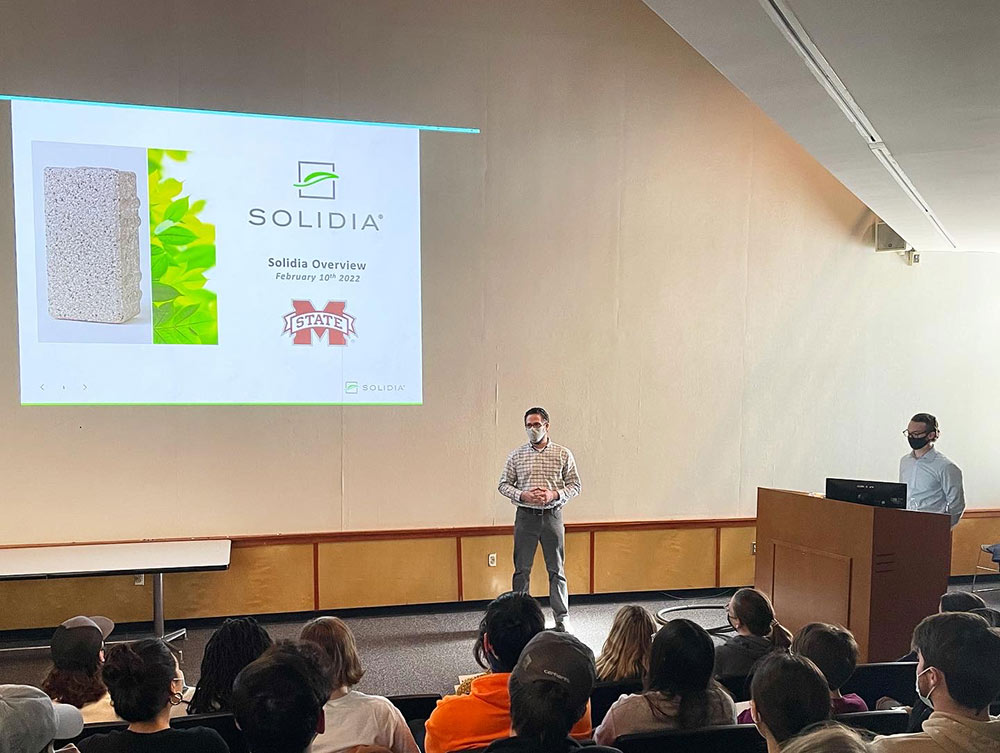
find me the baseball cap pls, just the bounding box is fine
[51,615,114,670]
[509,630,596,710]
[0,684,84,753]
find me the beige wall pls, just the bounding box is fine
[0,1,997,546]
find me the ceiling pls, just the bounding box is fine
[644,0,1000,253]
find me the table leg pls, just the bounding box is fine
[152,572,187,644]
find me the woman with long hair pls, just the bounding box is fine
[77,639,228,753]
[42,616,118,723]
[714,588,792,680]
[595,605,656,682]
[593,619,736,745]
[301,616,419,753]
[187,616,273,715]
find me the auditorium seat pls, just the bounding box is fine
[716,674,751,702]
[59,712,248,752]
[590,679,643,725]
[615,724,766,753]
[840,662,917,709]
[836,710,910,735]
[388,693,442,721]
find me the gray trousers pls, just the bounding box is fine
[512,506,568,619]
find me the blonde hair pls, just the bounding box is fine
[299,616,365,688]
[781,723,871,753]
[595,605,656,682]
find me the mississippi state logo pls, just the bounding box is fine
[282,300,356,345]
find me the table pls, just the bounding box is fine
[0,540,232,645]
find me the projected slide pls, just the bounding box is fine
[11,99,422,404]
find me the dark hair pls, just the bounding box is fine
[751,652,831,743]
[42,668,107,708]
[791,623,859,691]
[233,641,333,753]
[300,616,365,687]
[939,591,987,613]
[188,616,273,714]
[524,407,549,424]
[474,592,545,673]
[911,612,1000,711]
[911,413,939,432]
[969,607,1000,627]
[101,639,177,722]
[644,620,717,729]
[731,588,792,648]
[509,675,587,750]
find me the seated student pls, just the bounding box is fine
[594,619,736,744]
[749,652,832,753]
[0,684,85,753]
[78,639,228,753]
[715,588,792,681]
[939,592,987,613]
[233,641,333,753]
[299,616,419,753]
[739,623,866,723]
[868,612,1000,753]
[781,722,871,753]
[187,616,273,715]
[484,631,619,753]
[42,616,117,723]
[424,592,591,753]
[595,605,657,682]
[968,607,1000,627]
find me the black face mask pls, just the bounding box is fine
[908,436,930,450]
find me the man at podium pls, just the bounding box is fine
[900,413,965,527]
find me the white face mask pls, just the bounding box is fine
[916,666,937,709]
[527,426,546,443]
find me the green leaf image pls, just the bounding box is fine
[293,171,339,188]
[148,149,218,345]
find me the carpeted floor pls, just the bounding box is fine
[2,583,996,698]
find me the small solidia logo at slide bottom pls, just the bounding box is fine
[345,381,359,394]
[282,300,356,345]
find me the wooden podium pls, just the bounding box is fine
[754,488,952,662]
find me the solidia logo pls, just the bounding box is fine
[282,300,356,345]
[344,381,407,393]
[294,160,338,200]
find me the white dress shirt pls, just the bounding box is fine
[898,446,965,527]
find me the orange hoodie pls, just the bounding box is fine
[423,673,593,753]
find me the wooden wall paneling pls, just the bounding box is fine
[950,515,1000,575]
[460,532,591,602]
[317,538,458,609]
[0,575,151,631]
[719,526,756,586]
[165,543,314,619]
[593,528,716,593]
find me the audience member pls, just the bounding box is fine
[424,592,591,753]
[968,607,1000,627]
[715,588,792,680]
[595,605,656,682]
[187,616,272,715]
[0,684,85,753]
[594,619,736,744]
[781,723,871,753]
[42,616,116,723]
[939,592,987,614]
[485,631,618,753]
[749,651,832,753]
[869,613,1000,753]
[300,616,419,753]
[233,641,333,753]
[77,639,228,753]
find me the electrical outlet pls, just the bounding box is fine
[134,574,145,586]
[751,541,757,556]
[488,553,497,567]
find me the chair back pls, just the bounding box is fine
[615,724,765,753]
[836,710,910,736]
[591,679,643,725]
[716,674,751,702]
[388,693,442,721]
[840,662,917,709]
[173,712,248,753]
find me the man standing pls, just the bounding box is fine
[498,407,581,631]
[899,413,966,527]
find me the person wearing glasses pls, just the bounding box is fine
[498,407,581,632]
[899,413,965,527]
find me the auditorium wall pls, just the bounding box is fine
[2,1,999,562]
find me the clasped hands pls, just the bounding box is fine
[520,488,559,505]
